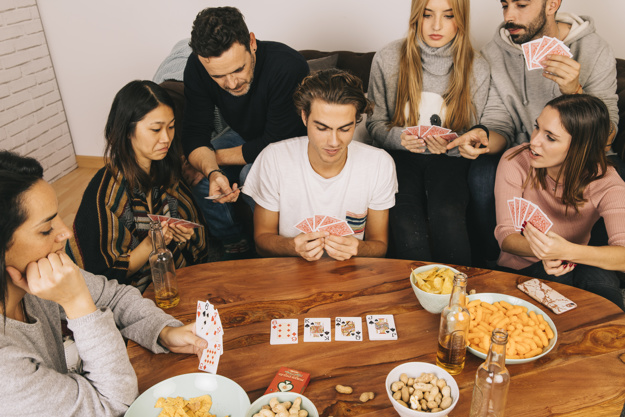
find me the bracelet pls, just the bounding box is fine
[574,84,583,94]
[207,169,225,181]
[470,124,490,139]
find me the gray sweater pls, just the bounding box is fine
[480,13,618,148]
[0,270,181,417]
[366,38,490,155]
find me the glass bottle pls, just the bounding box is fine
[436,273,470,374]
[469,329,511,417]
[149,222,180,309]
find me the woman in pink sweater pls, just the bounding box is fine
[494,94,625,310]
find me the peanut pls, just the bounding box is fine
[335,384,353,394]
[359,391,375,403]
[389,371,454,413]
[253,397,310,417]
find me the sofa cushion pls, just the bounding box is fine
[307,54,339,72]
[299,50,375,92]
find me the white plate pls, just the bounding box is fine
[466,293,558,364]
[125,373,250,417]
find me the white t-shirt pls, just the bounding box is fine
[244,137,398,239]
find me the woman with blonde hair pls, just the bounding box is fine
[367,0,490,265]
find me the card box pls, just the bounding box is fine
[264,367,311,395]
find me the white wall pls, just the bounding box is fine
[37,0,625,157]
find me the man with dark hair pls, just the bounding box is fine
[446,0,620,267]
[182,6,309,256]
[243,69,398,261]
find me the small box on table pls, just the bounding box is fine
[264,367,311,395]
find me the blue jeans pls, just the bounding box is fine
[192,129,253,241]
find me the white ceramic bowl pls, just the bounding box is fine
[245,392,319,417]
[466,293,558,364]
[410,264,460,314]
[385,362,459,417]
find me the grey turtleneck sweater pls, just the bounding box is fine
[366,38,490,155]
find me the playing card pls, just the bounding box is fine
[507,199,516,228]
[270,319,299,345]
[366,314,398,341]
[513,197,522,229]
[294,217,313,234]
[198,340,222,374]
[517,198,530,229]
[204,186,244,200]
[318,215,341,229]
[537,42,572,67]
[439,132,458,141]
[313,215,326,231]
[318,220,354,236]
[196,301,224,343]
[334,317,363,341]
[424,125,451,136]
[303,318,331,342]
[533,37,559,67]
[522,204,538,229]
[527,206,553,234]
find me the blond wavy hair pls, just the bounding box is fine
[391,0,475,132]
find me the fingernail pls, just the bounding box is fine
[522,221,527,227]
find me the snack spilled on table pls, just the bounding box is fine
[467,299,555,359]
[155,394,226,417]
[411,267,455,294]
[251,396,308,417]
[389,372,453,412]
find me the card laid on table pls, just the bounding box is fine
[303,318,332,342]
[270,319,299,345]
[334,317,363,341]
[366,314,398,341]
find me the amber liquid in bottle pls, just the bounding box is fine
[436,273,470,375]
[149,222,180,309]
[469,329,511,417]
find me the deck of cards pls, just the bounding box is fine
[403,125,459,141]
[148,213,202,229]
[522,36,572,71]
[195,300,224,374]
[508,197,553,234]
[294,215,354,237]
[270,315,397,344]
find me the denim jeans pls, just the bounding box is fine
[516,261,624,311]
[388,151,472,266]
[192,128,253,241]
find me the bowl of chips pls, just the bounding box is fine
[410,264,460,314]
[245,392,319,417]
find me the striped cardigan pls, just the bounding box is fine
[66,167,209,291]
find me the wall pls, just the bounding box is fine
[0,0,76,181]
[37,0,625,158]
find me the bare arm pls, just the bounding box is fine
[187,146,239,203]
[215,145,246,166]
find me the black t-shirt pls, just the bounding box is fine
[182,40,309,163]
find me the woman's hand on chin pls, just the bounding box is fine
[6,252,96,319]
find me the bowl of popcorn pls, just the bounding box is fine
[385,362,459,417]
[245,392,318,417]
[410,264,460,314]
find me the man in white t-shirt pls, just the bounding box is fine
[244,69,398,261]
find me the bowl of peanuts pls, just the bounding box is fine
[245,392,318,417]
[466,293,558,364]
[385,362,459,417]
[410,264,460,314]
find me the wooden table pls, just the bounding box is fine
[127,257,625,416]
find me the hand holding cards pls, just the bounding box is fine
[522,36,572,71]
[508,197,553,233]
[294,215,354,237]
[148,214,202,229]
[403,125,459,141]
[196,300,224,373]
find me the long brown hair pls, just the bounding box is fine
[510,94,611,213]
[391,0,475,132]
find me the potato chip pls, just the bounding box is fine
[411,267,456,295]
[155,395,215,417]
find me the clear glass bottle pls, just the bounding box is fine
[149,222,180,309]
[469,328,511,417]
[436,272,470,375]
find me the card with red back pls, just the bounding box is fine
[521,202,538,228]
[528,39,544,69]
[264,367,311,395]
[318,215,341,228]
[533,37,559,67]
[425,126,451,136]
[270,319,299,345]
[417,125,430,138]
[522,41,533,71]
[439,132,459,141]
[517,198,530,228]
[198,340,222,374]
[513,197,522,228]
[527,206,553,234]
[313,215,326,231]
[318,220,354,236]
[507,199,517,230]
[294,218,313,234]
[538,42,572,67]
[172,219,202,229]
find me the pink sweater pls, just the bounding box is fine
[494,145,625,269]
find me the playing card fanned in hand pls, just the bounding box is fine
[148,213,202,229]
[521,36,572,71]
[196,300,224,373]
[508,197,553,234]
[403,125,458,141]
[293,215,354,236]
